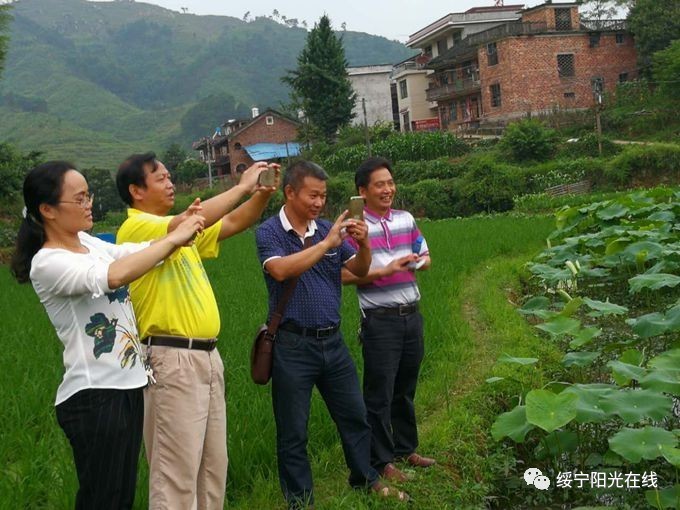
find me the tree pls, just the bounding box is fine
[0,143,42,200]
[81,167,125,221]
[162,143,188,172]
[653,40,680,99]
[282,15,356,141]
[581,0,619,20]
[174,159,207,185]
[628,0,680,67]
[0,3,11,79]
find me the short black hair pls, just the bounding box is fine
[355,156,393,191]
[116,152,158,206]
[283,160,328,192]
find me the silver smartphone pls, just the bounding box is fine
[348,196,364,220]
[257,165,277,187]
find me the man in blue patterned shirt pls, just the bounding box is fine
[256,160,409,509]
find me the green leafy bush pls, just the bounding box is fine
[605,143,680,185]
[528,158,603,192]
[557,133,621,159]
[396,178,458,219]
[499,119,559,162]
[321,131,469,173]
[391,158,464,185]
[456,156,527,215]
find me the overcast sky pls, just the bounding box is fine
[120,0,551,42]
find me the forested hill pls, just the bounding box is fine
[0,0,412,167]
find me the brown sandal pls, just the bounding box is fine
[371,481,410,502]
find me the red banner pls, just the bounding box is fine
[412,118,440,131]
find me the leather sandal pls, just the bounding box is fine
[381,462,411,483]
[371,481,410,502]
[406,453,436,468]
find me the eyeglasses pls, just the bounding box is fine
[59,193,95,209]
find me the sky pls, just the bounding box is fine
[116,0,550,42]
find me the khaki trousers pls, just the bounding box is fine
[143,345,227,510]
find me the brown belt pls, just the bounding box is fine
[142,335,217,351]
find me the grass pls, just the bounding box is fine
[0,213,556,509]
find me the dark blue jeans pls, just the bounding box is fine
[272,328,379,508]
[361,310,425,469]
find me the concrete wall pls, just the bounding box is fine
[348,66,395,126]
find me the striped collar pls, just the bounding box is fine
[363,207,393,224]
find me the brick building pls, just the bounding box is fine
[426,2,637,129]
[193,108,301,177]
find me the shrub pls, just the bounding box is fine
[557,133,621,159]
[321,131,470,174]
[396,178,458,219]
[499,119,559,162]
[392,158,464,185]
[528,158,601,192]
[456,157,527,215]
[605,143,680,185]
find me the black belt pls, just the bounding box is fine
[365,303,419,317]
[142,335,218,351]
[279,323,340,339]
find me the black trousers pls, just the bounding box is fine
[56,387,144,510]
[361,310,425,470]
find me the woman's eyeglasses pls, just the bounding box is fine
[59,193,95,209]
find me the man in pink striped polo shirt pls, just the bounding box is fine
[342,156,435,484]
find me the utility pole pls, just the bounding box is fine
[362,97,372,157]
[593,79,604,157]
[205,137,213,187]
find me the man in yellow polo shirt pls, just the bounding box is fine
[115,152,278,510]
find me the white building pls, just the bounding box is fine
[347,65,397,128]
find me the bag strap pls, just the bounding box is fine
[266,236,313,339]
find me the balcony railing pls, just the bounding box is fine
[392,59,430,77]
[428,21,548,68]
[580,19,628,31]
[426,78,481,101]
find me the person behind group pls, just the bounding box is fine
[255,160,409,509]
[342,156,435,484]
[11,161,205,509]
[115,152,278,509]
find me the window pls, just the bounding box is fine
[618,72,629,83]
[557,54,575,77]
[449,101,457,121]
[424,45,432,57]
[266,116,274,125]
[437,38,448,56]
[235,163,247,173]
[234,142,242,150]
[487,42,498,66]
[555,8,572,31]
[589,32,600,48]
[616,33,625,44]
[490,84,501,107]
[220,146,227,156]
[399,79,408,99]
[564,92,576,99]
